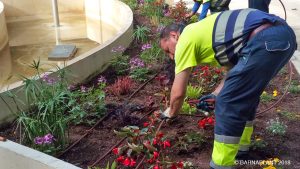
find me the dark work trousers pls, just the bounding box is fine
[249,0,271,13]
[215,22,297,140]
[211,22,297,169]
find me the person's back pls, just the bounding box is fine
[248,0,271,13]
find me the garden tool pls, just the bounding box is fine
[0,136,7,142]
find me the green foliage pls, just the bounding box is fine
[181,101,197,115]
[88,161,117,169]
[140,42,164,64]
[132,25,151,43]
[184,132,204,145]
[288,84,300,94]
[141,0,164,26]
[72,86,106,125]
[110,55,130,75]
[279,111,298,120]
[260,92,273,103]
[186,84,203,99]
[121,0,137,9]
[130,67,150,82]
[16,68,77,154]
[251,138,267,150]
[266,118,287,136]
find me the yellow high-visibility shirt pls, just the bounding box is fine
[174,13,220,74]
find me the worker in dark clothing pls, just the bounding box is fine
[249,0,271,13]
[210,0,231,13]
[159,8,297,169]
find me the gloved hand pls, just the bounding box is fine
[196,93,216,112]
[159,107,177,121]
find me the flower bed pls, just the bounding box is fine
[1,0,300,169]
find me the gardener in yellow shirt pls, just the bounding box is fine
[160,9,296,169]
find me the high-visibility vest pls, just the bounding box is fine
[211,8,286,67]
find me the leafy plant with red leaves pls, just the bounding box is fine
[111,113,191,168]
[192,66,225,92]
[168,0,189,22]
[109,76,134,96]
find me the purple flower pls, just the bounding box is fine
[130,57,145,69]
[42,74,57,85]
[138,0,144,4]
[68,84,76,91]
[141,44,152,51]
[80,85,88,93]
[157,25,165,33]
[111,45,125,53]
[43,134,54,144]
[97,76,107,84]
[34,137,44,145]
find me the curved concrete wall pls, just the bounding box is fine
[0,0,133,126]
[0,1,12,85]
[1,0,84,18]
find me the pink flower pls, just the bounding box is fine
[141,43,152,51]
[34,137,44,145]
[43,133,54,144]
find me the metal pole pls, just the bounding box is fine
[51,0,60,27]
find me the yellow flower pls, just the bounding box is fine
[264,165,276,169]
[273,90,278,97]
[276,109,281,112]
[273,158,280,163]
[263,91,267,95]
[256,137,262,141]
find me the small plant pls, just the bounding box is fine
[266,118,287,136]
[109,76,134,96]
[251,137,267,150]
[279,111,298,120]
[110,54,130,75]
[288,84,300,94]
[186,84,203,99]
[132,25,151,43]
[130,67,150,82]
[181,101,197,115]
[140,42,164,64]
[260,91,273,103]
[88,161,117,169]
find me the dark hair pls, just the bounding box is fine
[159,22,186,39]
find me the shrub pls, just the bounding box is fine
[251,137,267,150]
[186,84,203,99]
[266,118,287,136]
[130,67,150,82]
[110,76,134,96]
[132,25,151,43]
[168,0,189,22]
[288,84,300,94]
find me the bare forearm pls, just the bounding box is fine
[169,93,185,117]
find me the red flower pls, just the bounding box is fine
[147,158,154,164]
[163,140,171,149]
[143,122,150,127]
[154,165,161,169]
[112,147,119,155]
[170,164,177,169]
[116,156,124,163]
[207,117,215,125]
[153,138,158,145]
[123,158,131,166]
[130,158,136,167]
[156,132,164,139]
[198,119,206,129]
[201,66,209,71]
[153,151,159,159]
[177,161,184,168]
